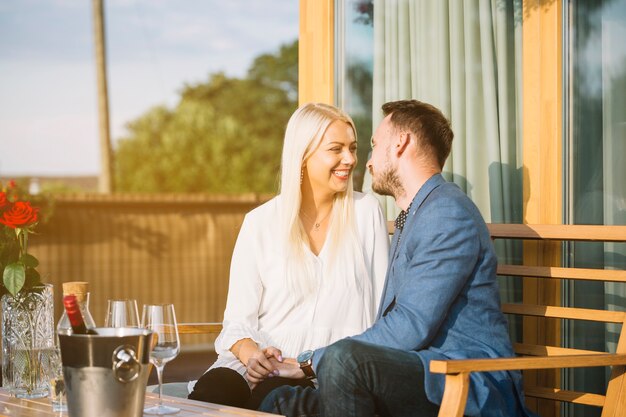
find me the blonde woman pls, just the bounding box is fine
[188,103,389,409]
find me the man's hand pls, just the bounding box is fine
[267,357,306,379]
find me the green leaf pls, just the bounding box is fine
[3,263,26,296]
[21,253,39,268]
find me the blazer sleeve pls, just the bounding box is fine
[214,213,266,356]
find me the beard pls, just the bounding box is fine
[370,159,404,198]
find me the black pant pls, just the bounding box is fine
[188,367,315,410]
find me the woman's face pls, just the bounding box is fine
[303,120,357,196]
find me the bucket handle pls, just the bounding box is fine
[112,345,141,383]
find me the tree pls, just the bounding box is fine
[115,40,298,194]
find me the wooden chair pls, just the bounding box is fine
[431,224,626,417]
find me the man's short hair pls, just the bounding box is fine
[382,100,454,169]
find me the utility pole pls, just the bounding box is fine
[92,0,113,193]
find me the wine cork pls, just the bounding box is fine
[62,281,89,303]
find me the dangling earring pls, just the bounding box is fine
[300,168,304,184]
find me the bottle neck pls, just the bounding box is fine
[61,294,97,334]
[73,292,90,306]
[62,292,95,328]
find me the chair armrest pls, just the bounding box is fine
[178,322,223,335]
[430,353,626,374]
[430,353,626,417]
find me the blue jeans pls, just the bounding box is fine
[259,339,439,417]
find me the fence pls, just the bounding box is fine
[31,193,269,348]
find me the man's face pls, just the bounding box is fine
[367,116,403,198]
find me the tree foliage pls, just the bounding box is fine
[115,40,298,193]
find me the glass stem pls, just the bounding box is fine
[156,364,165,407]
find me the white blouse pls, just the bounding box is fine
[206,191,389,380]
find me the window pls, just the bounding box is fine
[566,1,626,415]
[335,0,374,190]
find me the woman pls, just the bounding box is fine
[188,103,389,409]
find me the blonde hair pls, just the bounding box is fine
[279,103,367,300]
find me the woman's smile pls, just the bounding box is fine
[332,169,351,180]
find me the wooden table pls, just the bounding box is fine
[0,388,279,416]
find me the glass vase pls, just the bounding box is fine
[1,284,55,398]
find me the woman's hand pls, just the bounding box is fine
[245,346,283,384]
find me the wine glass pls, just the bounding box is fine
[105,299,140,328]
[142,304,181,415]
[47,345,67,412]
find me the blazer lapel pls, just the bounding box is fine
[376,228,401,319]
[375,174,446,320]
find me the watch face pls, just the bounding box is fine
[297,349,314,363]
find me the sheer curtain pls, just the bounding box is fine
[365,0,523,227]
[363,0,523,307]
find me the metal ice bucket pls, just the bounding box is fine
[58,327,153,417]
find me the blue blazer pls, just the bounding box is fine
[314,174,536,417]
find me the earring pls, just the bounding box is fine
[300,168,304,184]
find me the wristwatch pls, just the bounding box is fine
[297,350,316,379]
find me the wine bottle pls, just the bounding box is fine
[62,295,98,335]
[57,281,96,335]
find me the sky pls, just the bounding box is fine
[0,0,298,176]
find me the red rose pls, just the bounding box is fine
[0,192,8,211]
[0,201,39,229]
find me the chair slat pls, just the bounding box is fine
[497,265,626,283]
[502,303,626,324]
[430,353,626,374]
[487,224,626,242]
[514,343,604,357]
[524,386,605,407]
[178,323,223,335]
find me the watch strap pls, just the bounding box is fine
[300,361,315,379]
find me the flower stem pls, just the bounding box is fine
[18,228,28,259]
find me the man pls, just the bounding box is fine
[258,100,535,417]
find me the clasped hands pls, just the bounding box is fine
[230,338,304,386]
[245,346,304,385]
